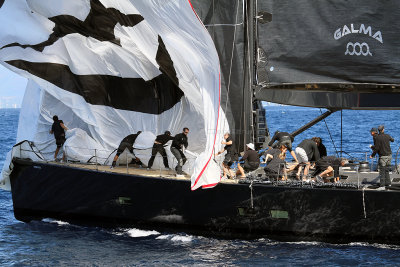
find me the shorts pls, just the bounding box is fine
[223,152,238,166]
[295,147,308,163]
[244,162,259,172]
[117,142,134,156]
[55,136,66,148]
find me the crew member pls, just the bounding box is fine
[263,144,289,180]
[370,125,394,190]
[268,130,298,162]
[111,131,143,169]
[49,115,68,162]
[171,128,189,175]
[314,156,348,183]
[147,131,174,170]
[237,143,259,179]
[295,138,320,179]
[370,127,378,151]
[215,132,237,179]
[316,137,327,158]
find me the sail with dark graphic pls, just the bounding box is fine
[0,0,225,190]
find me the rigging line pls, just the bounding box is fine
[395,146,400,174]
[319,108,339,157]
[241,0,246,150]
[204,23,244,27]
[341,110,343,158]
[238,0,245,150]
[224,0,242,114]
[220,0,242,151]
[212,0,215,41]
[243,2,254,148]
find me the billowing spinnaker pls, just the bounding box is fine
[0,0,225,190]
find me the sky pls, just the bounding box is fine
[0,64,27,108]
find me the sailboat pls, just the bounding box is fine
[2,0,400,243]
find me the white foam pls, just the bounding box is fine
[126,228,159,237]
[42,218,69,225]
[156,234,193,242]
[348,242,400,250]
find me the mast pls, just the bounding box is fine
[243,0,256,147]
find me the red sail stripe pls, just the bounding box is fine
[191,72,221,190]
[187,0,222,190]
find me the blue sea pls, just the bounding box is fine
[2,107,400,266]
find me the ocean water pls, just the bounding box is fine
[2,107,400,266]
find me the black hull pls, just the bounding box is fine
[9,159,400,243]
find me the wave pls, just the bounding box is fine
[156,234,194,242]
[41,218,70,225]
[126,228,159,237]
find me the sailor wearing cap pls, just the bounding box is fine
[236,143,260,179]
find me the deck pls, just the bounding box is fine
[52,161,239,184]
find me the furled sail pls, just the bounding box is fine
[256,0,400,109]
[0,0,225,190]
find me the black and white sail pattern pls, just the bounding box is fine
[0,0,225,190]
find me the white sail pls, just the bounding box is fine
[0,0,226,190]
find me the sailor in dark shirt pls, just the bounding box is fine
[215,133,237,179]
[370,125,394,188]
[111,131,143,169]
[314,156,347,183]
[268,131,298,162]
[49,115,68,161]
[316,137,327,158]
[170,127,189,175]
[263,145,288,180]
[237,143,259,178]
[147,131,174,169]
[295,138,320,179]
[370,127,378,151]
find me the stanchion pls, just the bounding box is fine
[65,146,68,164]
[126,153,129,174]
[159,154,162,177]
[95,149,98,171]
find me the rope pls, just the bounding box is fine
[395,146,400,174]
[204,23,244,27]
[221,0,243,142]
[362,188,367,219]
[224,0,242,113]
[249,180,254,209]
[320,109,340,157]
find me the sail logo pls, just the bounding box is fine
[345,42,372,56]
[334,24,383,57]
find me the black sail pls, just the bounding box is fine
[255,0,400,109]
[191,1,253,149]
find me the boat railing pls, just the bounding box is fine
[61,144,199,177]
[13,140,400,181]
[11,140,199,178]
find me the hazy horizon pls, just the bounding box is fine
[0,64,27,108]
